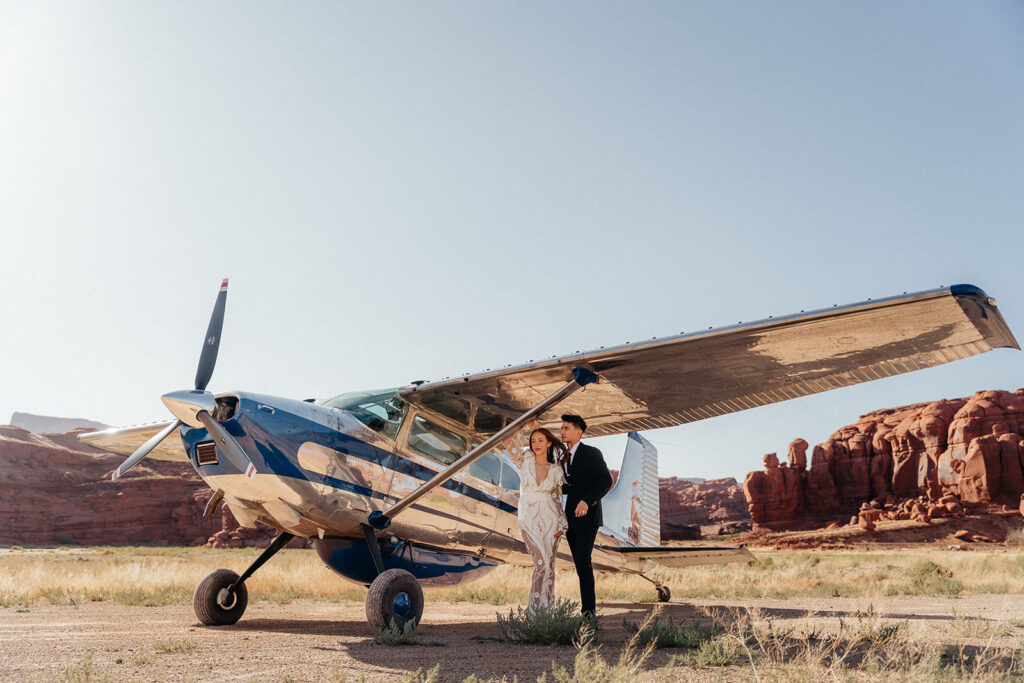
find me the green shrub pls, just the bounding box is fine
[622,614,721,649]
[691,635,741,667]
[548,624,654,682]
[904,560,963,596]
[153,638,196,653]
[496,598,587,645]
[57,652,106,682]
[373,618,419,646]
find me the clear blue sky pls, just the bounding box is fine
[2,3,1022,481]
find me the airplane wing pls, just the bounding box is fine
[400,285,1018,437]
[78,421,187,461]
[600,544,755,570]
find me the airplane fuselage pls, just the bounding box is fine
[179,390,631,586]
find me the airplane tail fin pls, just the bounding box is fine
[600,432,661,547]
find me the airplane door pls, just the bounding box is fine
[461,450,503,551]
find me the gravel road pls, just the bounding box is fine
[2,595,1023,681]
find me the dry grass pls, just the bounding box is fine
[475,604,1024,681]
[3,545,1024,608]
[672,604,1024,682]
[152,638,196,653]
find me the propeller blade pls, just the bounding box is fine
[111,419,182,480]
[195,279,229,391]
[196,411,257,479]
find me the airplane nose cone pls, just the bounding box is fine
[162,389,216,428]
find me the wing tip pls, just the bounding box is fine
[949,283,1021,350]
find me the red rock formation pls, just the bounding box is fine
[0,426,223,546]
[3,424,736,546]
[743,453,803,529]
[744,389,1024,530]
[659,476,750,538]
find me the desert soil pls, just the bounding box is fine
[2,595,1023,682]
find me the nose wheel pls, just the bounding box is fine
[194,531,294,626]
[194,569,249,625]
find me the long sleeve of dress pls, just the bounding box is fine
[503,430,528,466]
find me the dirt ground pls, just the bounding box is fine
[3,595,1024,682]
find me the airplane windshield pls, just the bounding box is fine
[321,389,408,441]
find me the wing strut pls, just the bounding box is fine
[367,367,598,530]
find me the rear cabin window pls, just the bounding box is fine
[473,406,507,434]
[468,452,502,486]
[418,396,471,426]
[322,389,408,441]
[500,460,521,491]
[408,415,467,465]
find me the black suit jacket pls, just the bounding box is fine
[562,442,613,527]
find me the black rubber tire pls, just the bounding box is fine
[194,569,248,626]
[656,585,671,603]
[365,568,423,631]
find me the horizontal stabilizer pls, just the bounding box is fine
[601,544,755,568]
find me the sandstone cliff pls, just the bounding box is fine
[743,389,1024,530]
[605,470,751,540]
[2,423,739,546]
[0,425,290,548]
[660,477,751,538]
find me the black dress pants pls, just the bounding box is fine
[567,515,599,614]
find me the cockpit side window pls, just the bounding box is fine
[322,389,408,441]
[408,415,467,465]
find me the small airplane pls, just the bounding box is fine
[81,281,1018,630]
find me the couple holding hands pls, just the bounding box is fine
[505,414,612,615]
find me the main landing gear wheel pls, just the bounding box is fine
[366,568,423,631]
[656,585,671,603]
[194,569,248,625]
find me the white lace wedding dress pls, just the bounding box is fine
[507,435,569,611]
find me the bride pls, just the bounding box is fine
[505,419,569,611]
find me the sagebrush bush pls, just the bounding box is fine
[153,638,196,653]
[622,613,721,649]
[549,626,654,682]
[899,560,964,597]
[373,618,419,646]
[496,598,587,645]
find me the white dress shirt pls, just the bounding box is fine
[565,440,580,473]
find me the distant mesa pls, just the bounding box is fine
[608,471,748,540]
[9,412,109,434]
[743,388,1024,540]
[0,423,293,548]
[0,420,738,547]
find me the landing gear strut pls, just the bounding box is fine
[194,531,295,625]
[361,524,423,630]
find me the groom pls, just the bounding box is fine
[560,414,613,617]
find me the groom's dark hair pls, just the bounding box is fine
[561,414,587,433]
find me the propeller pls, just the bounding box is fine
[112,279,256,481]
[195,278,228,392]
[111,419,182,479]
